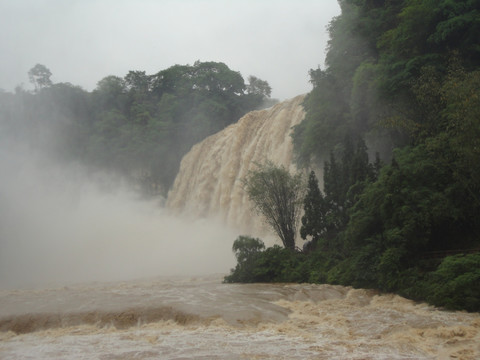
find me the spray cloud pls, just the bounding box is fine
[0,142,236,289]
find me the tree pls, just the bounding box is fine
[93,75,127,112]
[243,162,305,251]
[124,70,151,93]
[191,60,245,96]
[28,64,52,91]
[300,171,328,250]
[246,75,272,98]
[320,136,376,236]
[425,254,480,312]
[232,236,265,265]
[223,236,265,283]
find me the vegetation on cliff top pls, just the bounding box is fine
[0,61,274,196]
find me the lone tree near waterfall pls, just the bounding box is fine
[243,162,305,251]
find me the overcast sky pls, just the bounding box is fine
[0,0,340,100]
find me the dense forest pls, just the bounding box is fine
[226,0,480,312]
[0,61,274,195]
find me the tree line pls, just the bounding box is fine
[225,0,480,312]
[0,61,275,196]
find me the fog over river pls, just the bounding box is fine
[0,145,238,289]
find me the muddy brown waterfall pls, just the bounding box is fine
[167,95,306,235]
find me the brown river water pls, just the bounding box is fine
[1,275,479,359]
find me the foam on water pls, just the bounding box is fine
[1,275,479,359]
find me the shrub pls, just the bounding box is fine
[425,254,480,312]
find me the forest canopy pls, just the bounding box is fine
[0,61,275,195]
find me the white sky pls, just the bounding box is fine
[0,0,340,100]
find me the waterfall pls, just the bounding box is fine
[166,95,306,235]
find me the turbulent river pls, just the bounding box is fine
[1,275,479,359]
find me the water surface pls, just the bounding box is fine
[1,275,479,359]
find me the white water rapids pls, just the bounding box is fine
[1,275,479,359]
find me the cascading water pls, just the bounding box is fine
[166,95,306,236]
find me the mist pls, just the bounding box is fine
[0,142,237,290]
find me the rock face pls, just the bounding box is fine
[166,95,305,235]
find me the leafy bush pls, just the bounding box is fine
[253,246,307,283]
[425,254,480,312]
[224,236,265,283]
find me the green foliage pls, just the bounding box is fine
[232,236,266,264]
[225,236,314,283]
[230,0,480,313]
[291,70,349,166]
[225,242,310,284]
[440,67,480,208]
[1,61,274,196]
[317,140,480,296]
[246,75,272,98]
[425,254,480,312]
[292,1,405,167]
[378,0,480,98]
[249,246,299,282]
[224,236,266,283]
[243,162,305,251]
[294,0,480,167]
[300,171,328,249]
[323,136,376,241]
[299,134,377,252]
[28,64,53,91]
[225,0,480,311]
